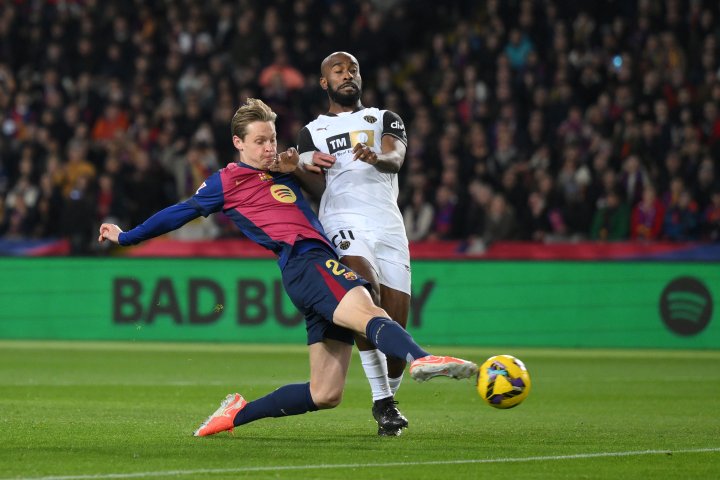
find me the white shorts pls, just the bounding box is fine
[324,226,411,295]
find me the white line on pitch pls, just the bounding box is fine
[4,447,720,480]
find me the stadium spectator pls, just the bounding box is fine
[521,190,554,242]
[703,190,720,241]
[32,173,63,238]
[60,175,95,254]
[91,103,129,144]
[428,184,457,240]
[60,141,96,198]
[482,193,517,246]
[590,188,630,241]
[258,51,306,93]
[403,188,434,242]
[663,186,700,241]
[631,185,666,241]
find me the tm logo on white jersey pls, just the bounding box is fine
[327,133,350,153]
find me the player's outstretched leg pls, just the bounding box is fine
[364,316,478,382]
[194,393,247,437]
[194,383,319,437]
[335,288,478,384]
[409,355,479,382]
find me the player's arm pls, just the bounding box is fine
[353,110,407,173]
[293,126,332,200]
[98,202,202,245]
[98,173,224,246]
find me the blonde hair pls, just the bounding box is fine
[231,98,277,139]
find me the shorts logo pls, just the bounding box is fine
[331,230,355,249]
[343,271,358,280]
[364,115,377,124]
[270,184,297,203]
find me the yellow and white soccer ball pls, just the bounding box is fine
[476,354,531,409]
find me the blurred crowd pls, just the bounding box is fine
[0,0,719,254]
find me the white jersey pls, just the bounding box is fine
[297,107,408,234]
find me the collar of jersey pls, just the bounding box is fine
[324,106,364,117]
[237,160,269,172]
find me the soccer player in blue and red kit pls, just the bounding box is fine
[98,98,478,437]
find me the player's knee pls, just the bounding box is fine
[356,287,388,318]
[312,389,343,409]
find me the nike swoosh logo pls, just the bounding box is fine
[235,179,249,186]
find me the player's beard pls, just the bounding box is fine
[328,83,361,107]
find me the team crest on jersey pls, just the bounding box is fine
[343,271,358,281]
[270,184,297,203]
[338,240,351,250]
[258,172,273,182]
[363,115,377,124]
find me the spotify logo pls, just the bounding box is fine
[659,277,713,336]
[270,185,297,203]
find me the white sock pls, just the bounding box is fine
[388,373,404,396]
[358,349,392,402]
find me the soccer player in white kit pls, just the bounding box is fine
[295,52,411,436]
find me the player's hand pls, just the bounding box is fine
[301,151,336,174]
[269,147,300,173]
[353,143,377,165]
[98,223,123,244]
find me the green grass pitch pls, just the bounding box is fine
[1,341,719,479]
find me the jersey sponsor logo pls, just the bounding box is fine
[350,130,375,147]
[270,184,297,203]
[326,131,376,154]
[390,120,405,130]
[363,115,377,124]
[326,133,351,153]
